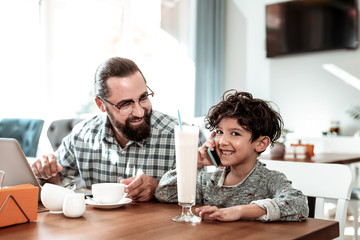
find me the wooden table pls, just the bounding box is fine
[260,153,360,164]
[0,201,339,240]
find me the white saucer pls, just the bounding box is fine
[85,197,132,209]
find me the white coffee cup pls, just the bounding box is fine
[63,193,86,218]
[41,183,75,214]
[92,183,125,204]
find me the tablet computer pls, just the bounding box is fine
[0,138,41,190]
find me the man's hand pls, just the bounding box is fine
[120,174,159,202]
[31,154,62,184]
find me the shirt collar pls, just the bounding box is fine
[217,161,260,187]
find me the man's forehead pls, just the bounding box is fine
[107,74,147,99]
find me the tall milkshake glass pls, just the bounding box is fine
[172,125,201,223]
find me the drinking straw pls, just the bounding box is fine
[177,109,182,131]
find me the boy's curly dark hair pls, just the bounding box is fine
[205,90,283,147]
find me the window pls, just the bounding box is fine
[0,0,44,118]
[1,0,195,122]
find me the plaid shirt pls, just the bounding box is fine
[56,110,181,189]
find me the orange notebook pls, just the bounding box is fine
[0,184,39,228]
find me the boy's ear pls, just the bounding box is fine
[255,136,271,152]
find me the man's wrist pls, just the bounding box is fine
[37,174,61,185]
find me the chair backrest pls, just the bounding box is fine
[47,118,83,151]
[0,118,44,157]
[260,159,352,240]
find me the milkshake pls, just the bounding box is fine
[173,125,201,223]
[175,125,199,204]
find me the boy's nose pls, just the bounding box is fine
[218,135,230,146]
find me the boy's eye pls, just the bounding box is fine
[232,132,240,136]
[215,130,223,134]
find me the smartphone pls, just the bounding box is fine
[207,148,221,168]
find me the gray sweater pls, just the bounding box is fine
[155,160,309,222]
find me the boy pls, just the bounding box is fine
[155,90,309,222]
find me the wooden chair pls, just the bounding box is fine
[260,159,352,240]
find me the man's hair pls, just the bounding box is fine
[94,57,146,98]
[205,90,283,147]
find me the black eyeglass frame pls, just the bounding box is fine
[98,86,154,112]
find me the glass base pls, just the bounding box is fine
[172,203,201,223]
[172,214,201,223]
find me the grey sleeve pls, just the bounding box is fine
[155,168,205,204]
[264,172,309,222]
[154,169,178,203]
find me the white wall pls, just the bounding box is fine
[225,0,360,137]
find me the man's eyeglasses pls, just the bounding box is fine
[98,86,154,116]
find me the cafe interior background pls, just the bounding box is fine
[1,0,360,153]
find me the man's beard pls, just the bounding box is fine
[110,109,152,142]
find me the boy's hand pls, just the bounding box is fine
[195,205,241,221]
[197,132,216,169]
[196,204,267,221]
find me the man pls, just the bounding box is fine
[32,57,198,202]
